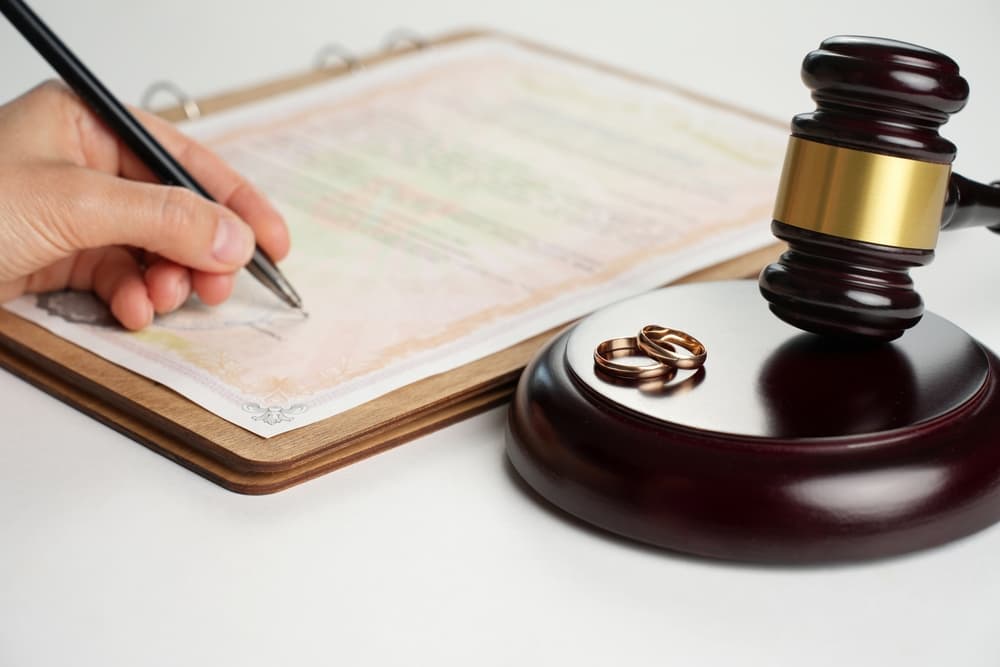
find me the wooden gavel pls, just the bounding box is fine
[758,35,1000,341]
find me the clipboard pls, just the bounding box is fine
[0,29,783,494]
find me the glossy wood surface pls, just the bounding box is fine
[759,35,1000,341]
[507,281,1000,563]
[792,35,966,162]
[759,221,933,341]
[942,174,1000,231]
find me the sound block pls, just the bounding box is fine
[505,280,1000,563]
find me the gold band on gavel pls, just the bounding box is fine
[772,137,952,250]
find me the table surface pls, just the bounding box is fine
[2,1,999,665]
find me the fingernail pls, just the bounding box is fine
[212,217,254,266]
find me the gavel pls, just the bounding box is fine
[758,35,1000,342]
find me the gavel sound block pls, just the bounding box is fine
[505,37,1000,563]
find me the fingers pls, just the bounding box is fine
[18,164,257,276]
[5,84,291,265]
[9,247,232,330]
[143,259,192,314]
[0,245,152,330]
[143,247,240,311]
[89,247,154,330]
[0,85,290,328]
[191,271,236,306]
[118,108,291,262]
[143,260,239,312]
[25,247,156,330]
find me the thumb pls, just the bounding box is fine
[20,164,256,274]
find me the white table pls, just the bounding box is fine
[2,1,999,665]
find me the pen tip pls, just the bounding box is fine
[245,255,302,311]
[279,284,303,310]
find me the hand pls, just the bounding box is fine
[0,81,290,330]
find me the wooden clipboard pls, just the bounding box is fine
[0,30,783,494]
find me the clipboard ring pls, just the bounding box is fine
[140,80,201,120]
[314,43,361,71]
[383,28,427,51]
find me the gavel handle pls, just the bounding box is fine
[940,173,1000,232]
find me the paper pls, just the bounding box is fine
[5,36,788,436]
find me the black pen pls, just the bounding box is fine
[0,0,303,310]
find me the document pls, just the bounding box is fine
[5,36,788,436]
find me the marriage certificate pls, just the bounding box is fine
[5,35,788,436]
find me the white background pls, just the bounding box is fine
[2,1,999,665]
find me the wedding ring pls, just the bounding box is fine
[593,337,677,381]
[637,325,707,369]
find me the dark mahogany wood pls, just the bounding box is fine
[506,281,1000,563]
[792,35,966,162]
[760,221,932,341]
[942,173,1000,231]
[759,35,1000,341]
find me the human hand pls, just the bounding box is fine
[0,81,290,330]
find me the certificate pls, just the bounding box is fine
[5,36,786,436]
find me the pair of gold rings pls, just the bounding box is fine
[593,325,707,382]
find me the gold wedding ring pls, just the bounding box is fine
[593,337,677,381]
[637,325,707,370]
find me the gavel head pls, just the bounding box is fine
[758,35,969,341]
